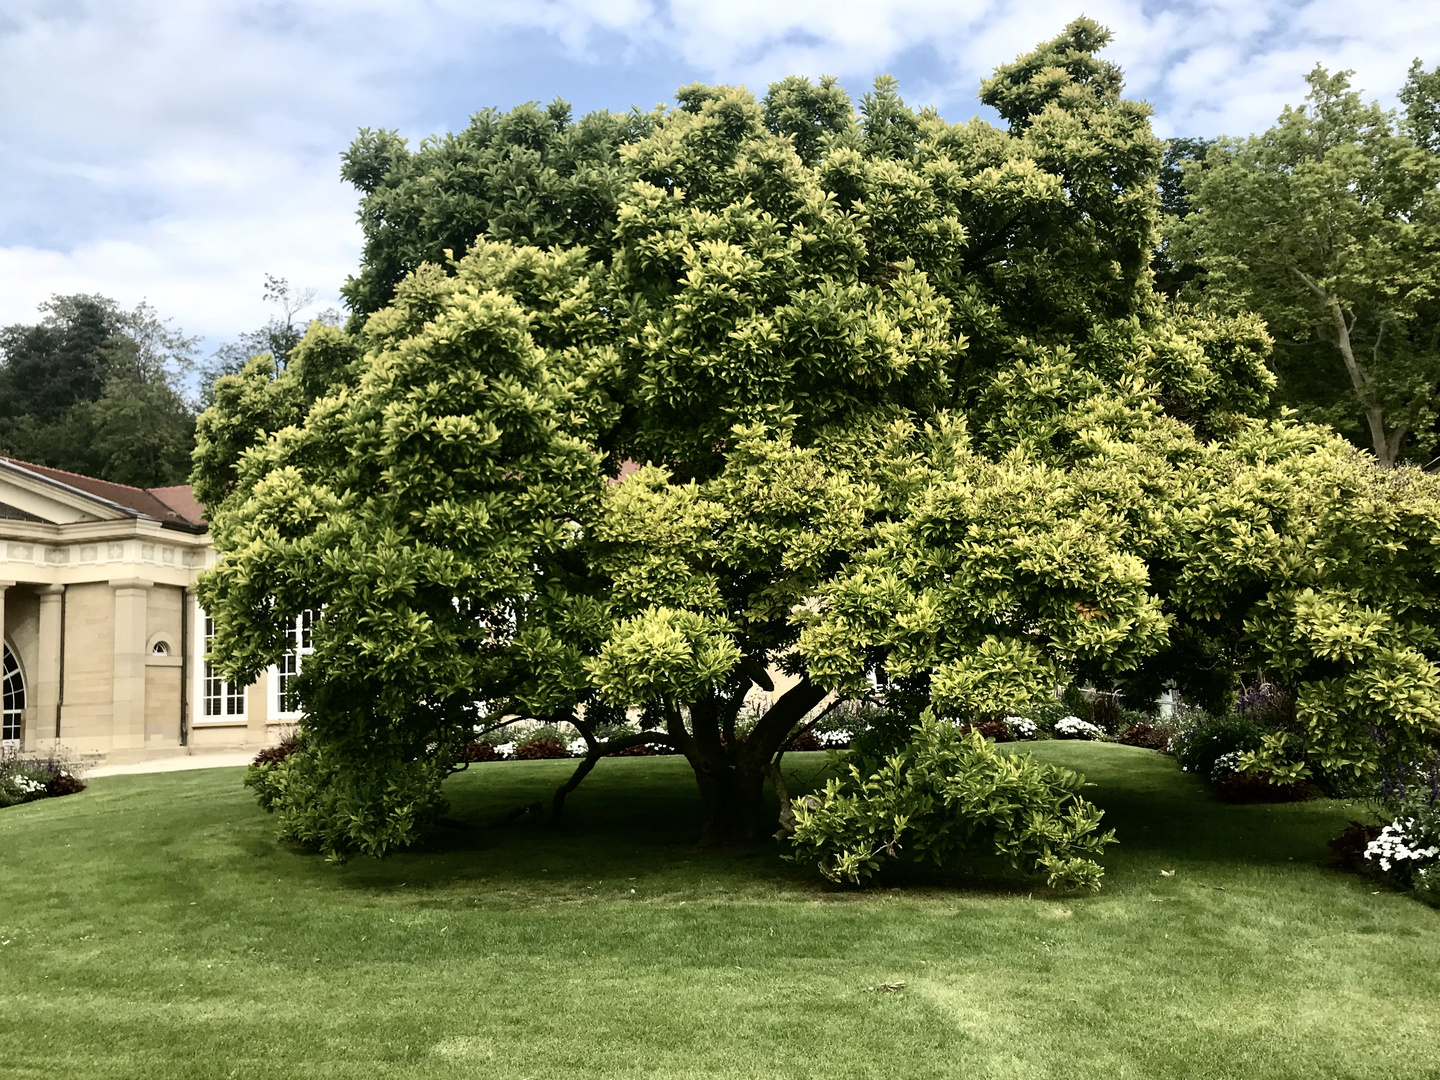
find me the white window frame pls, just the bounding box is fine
[2,641,24,749]
[271,610,314,720]
[194,606,247,723]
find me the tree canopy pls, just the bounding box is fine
[1173,64,1440,466]
[197,19,1440,860]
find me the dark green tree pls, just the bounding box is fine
[1173,66,1440,466]
[0,295,197,486]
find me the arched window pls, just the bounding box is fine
[2,643,24,748]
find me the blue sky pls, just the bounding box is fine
[2,0,1437,354]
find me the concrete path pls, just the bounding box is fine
[86,752,254,778]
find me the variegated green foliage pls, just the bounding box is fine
[789,717,1115,889]
[1168,430,1440,782]
[194,19,1438,857]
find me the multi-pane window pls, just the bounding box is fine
[203,616,246,717]
[275,610,314,715]
[2,644,23,747]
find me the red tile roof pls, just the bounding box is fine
[0,458,207,531]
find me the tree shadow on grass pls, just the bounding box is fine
[321,745,1359,901]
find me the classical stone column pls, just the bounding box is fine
[35,584,65,746]
[111,578,153,750]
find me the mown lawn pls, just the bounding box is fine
[0,744,1436,1079]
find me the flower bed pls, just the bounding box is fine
[0,753,86,808]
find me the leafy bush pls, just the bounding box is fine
[245,744,450,861]
[46,771,86,797]
[464,741,505,762]
[609,742,658,757]
[1366,760,1440,902]
[958,719,1014,742]
[1172,713,1265,778]
[1055,716,1106,741]
[252,730,305,767]
[1119,722,1171,751]
[1002,715,1040,740]
[786,729,823,752]
[789,715,1116,891]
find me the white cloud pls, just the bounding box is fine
[2,0,1437,342]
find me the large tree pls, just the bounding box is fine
[1173,65,1440,466]
[197,21,1439,860]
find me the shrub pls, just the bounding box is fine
[846,708,928,761]
[610,742,657,756]
[464,741,505,762]
[1365,761,1440,902]
[245,744,450,860]
[1329,821,1383,871]
[786,729,823,752]
[1089,692,1125,734]
[1001,715,1040,740]
[46,771,86,797]
[252,730,306,767]
[958,719,1013,742]
[1119,722,1170,751]
[514,737,569,760]
[1172,713,1264,778]
[789,715,1116,892]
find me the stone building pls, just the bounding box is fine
[0,458,295,764]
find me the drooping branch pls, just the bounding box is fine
[550,728,678,822]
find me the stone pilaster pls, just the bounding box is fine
[35,584,64,746]
[111,578,153,750]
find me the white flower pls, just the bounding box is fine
[1365,819,1440,872]
[1211,751,1244,780]
[1054,716,1104,740]
[1003,716,1039,739]
[567,738,589,757]
[816,730,853,747]
[494,742,517,760]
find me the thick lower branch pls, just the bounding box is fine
[549,729,676,822]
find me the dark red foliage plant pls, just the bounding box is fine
[958,720,1013,743]
[464,742,504,762]
[1119,723,1170,752]
[514,737,569,760]
[252,731,306,767]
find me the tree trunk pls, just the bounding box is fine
[693,758,770,845]
[1326,296,1395,466]
[687,677,829,845]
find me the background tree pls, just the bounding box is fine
[1153,136,1212,296]
[1174,65,1440,466]
[0,295,197,486]
[199,275,340,408]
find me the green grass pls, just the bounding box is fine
[0,744,1436,1079]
